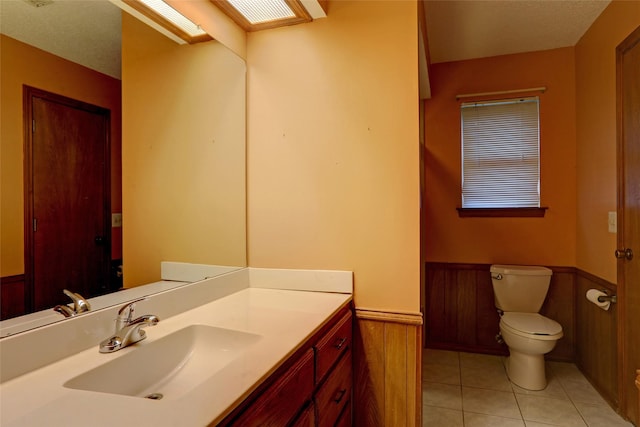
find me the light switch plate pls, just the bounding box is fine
[112,213,122,228]
[608,211,617,233]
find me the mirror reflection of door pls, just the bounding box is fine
[24,86,112,312]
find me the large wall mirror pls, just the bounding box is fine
[0,0,247,335]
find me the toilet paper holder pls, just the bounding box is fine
[597,292,617,304]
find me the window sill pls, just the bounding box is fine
[456,207,548,218]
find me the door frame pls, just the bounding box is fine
[616,25,640,423]
[22,85,111,312]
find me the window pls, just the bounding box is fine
[460,97,545,217]
[212,0,314,32]
[121,0,212,44]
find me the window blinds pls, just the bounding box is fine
[461,97,540,208]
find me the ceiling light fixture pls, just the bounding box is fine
[123,0,212,44]
[211,0,311,32]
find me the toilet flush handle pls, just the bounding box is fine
[491,273,503,280]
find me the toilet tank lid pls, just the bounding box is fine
[502,312,562,335]
[490,265,552,276]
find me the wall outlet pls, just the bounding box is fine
[608,211,617,233]
[112,213,122,228]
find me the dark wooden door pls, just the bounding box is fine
[24,86,111,312]
[617,25,640,425]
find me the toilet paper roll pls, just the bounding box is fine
[586,289,610,311]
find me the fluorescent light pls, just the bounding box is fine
[226,0,295,24]
[138,0,207,37]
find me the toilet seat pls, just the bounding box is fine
[500,312,563,341]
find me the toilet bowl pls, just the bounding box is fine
[490,265,564,391]
[499,312,563,390]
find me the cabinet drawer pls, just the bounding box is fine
[315,350,352,427]
[227,348,314,427]
[315,310,352,384]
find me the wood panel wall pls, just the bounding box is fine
[540,268,576,361]
[424,263,575,361]
[1,274,25,320]
[425,263,504,355]
[353,309,422,427]
[574,269,618,407]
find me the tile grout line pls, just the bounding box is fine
[555,373,591,427]
[509,380,527,425]
[457,353,465,426]
[550,362,599,426]
[503,356,529,426]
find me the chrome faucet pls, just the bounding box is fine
[99,298,159,353]
[53,289,91,317]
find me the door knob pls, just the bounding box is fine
[95,236,105,245]
[615,248,633,260]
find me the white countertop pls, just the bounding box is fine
[0,287,351,427]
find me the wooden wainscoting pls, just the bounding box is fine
[353,309,423,427]
[1,274,26,320]
[425,263,506,355]
[540,267,576,361]
[575,269,619,407]
[424,263,575,361]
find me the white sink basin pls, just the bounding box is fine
[64,325,261,400]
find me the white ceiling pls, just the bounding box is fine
[0,0,122,79]
[425,0,611,64]
[0,0,612,79]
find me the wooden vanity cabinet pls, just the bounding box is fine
[291,402,316,427]
[219,348,315,427]
[216,305,353,427]
[315,310,352,385]
[314,310,353,426]
[314,347,352,426]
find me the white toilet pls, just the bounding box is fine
[490,264,563,391]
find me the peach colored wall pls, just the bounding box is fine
[0,35,122,277]
[424,48,577,267]
[121,13,246,287]
[575,0,640,283]
[246,1,420,313]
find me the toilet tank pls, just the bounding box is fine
[490,265,553,312]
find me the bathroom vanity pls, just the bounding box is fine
[0,266,353,426]
[218,307,352,426]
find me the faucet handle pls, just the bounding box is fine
[117,297,146,316]
[116,298,146,329]
[63,289,91,313]
[54,304,76,318]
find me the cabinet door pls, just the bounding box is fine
[226,349,314,426]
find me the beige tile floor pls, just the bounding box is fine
[423,349,635,427]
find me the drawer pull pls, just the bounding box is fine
[334,337,347,349]
[333,389,347,404]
